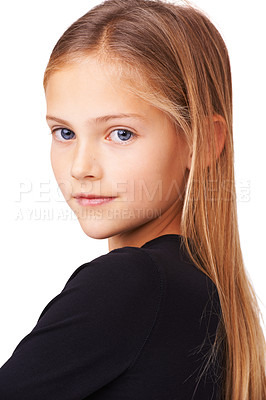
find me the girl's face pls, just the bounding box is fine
[45,55,191,250]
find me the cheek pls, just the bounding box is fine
[124,156,166,203]
[50,145,71,188]
[133,145,186,204]
[50,146,61,179]
[50,159,73,202]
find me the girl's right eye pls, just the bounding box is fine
[51,128,75,142]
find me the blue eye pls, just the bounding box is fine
[52,128,75,141]
[108,129,136,144]
[50,127,136,144]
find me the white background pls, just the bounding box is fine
[0,0,265,365]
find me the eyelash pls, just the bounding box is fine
[50,127,137,145]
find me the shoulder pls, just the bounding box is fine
[139,243,222,326]
[0,248,164,398]
[66,245,162,292]
[38,246,162,324]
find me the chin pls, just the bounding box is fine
[76,216,141,241]
[76,219,117,240]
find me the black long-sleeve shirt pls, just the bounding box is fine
[0,234,223,399]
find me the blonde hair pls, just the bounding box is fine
[43,0,266,398]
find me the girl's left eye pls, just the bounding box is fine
[50,128,136,144]
[107,129,136,144]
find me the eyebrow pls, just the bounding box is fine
[46,113,147,125]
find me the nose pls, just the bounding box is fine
[70,141,101,181]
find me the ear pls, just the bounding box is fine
[186,114,227,170]
[211,114,227,162]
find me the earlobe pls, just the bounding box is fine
[187,152,192,171]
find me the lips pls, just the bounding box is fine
[74,193,115,199]
[74,193,116,207]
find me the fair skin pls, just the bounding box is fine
[45,55,225,252]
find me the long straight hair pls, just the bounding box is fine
[43,0,266,398]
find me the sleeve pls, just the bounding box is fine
[0,247,161,400]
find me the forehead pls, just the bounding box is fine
[45,56,160,118]
[45,51,153,100]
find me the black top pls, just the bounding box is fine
[0,234,223,399]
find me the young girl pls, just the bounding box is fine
[1,0,265,399]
